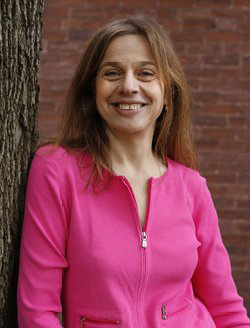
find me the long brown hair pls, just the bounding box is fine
[50,15,198,186]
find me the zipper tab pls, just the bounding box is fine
[142,231,147,248]
[161,304,167,320]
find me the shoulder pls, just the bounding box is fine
[167,156,206,191]
[167,157,210,216]
[36,144,78,164]
[35,145,90,171]
[167,157,207,208]
[30,145,93,184]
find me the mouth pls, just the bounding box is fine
[111,103,147,110]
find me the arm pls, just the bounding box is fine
[191,178,250,327]
[17,153,68,327]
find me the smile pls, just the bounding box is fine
[113,103,146,110]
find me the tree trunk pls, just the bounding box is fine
[0,1,45,327]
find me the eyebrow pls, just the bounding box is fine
[99,61,156,70]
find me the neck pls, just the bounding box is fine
[106,128,164,177]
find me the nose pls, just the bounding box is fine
[119,71,139,95]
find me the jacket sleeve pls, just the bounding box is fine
[191,177,250,327]
[17,153,69,327]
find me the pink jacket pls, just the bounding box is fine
[17,146,250,327]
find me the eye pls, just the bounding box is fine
[138,69,156,80]
[103,70,121,78]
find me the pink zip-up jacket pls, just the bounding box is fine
[17,145,250,327]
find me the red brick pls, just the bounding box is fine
[180,54,201,67]
[158,17,182,31]
[203,54,240,66]
[70,6,105,18]
[62,18,102,30]
[182,17,216,30]
[202,104,240,115]
[243,33,250,42]
[39,65,74,80]
[196,137,220,150]
[170,31,205,43]
[192,91,220,103]
[223,235,250,246]
[218,92,250,103]
[220,218,250,236]
[45,0,70,8]
[44,5,68,19]
[238,19,250,31]
[199,127,240,139]
[205,172,237,184]
[196,115,226,127]
[237,199,250,210]
[215,17,238,31]
[157,0,196,9]
[186,43,223,54]
[120,0,158,8]
[200,79,250,93]
[68,29,97,41]
[233,0,250,6]
[38,101,58,114]
[187,78,200,90]
[195,0,232,8]
[39,87,66,101]
[185,67,220,78]
[242,56,250,66]
[228,116,248,128]
[212,7,244,18]
[220,140,248,151]
[211,184,249,197]
[44,29,67,42]
[213,197,237,211]
[217,68,242,79]
[206,31,242,42]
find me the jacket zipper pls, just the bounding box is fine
[161,303,191,320]
[120,176,152,327]
[80,316,120,326]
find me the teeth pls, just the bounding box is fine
[118,104,143,110]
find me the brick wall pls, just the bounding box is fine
[39,0,250,314]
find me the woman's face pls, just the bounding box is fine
[95,34,167,137]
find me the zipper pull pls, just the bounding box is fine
[161,304,167,320]
[80,316,85,327]
[142,231,147,248]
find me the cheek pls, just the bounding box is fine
[148,83,165,103]
[96,83,113,106]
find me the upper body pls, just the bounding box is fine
[17,145,250,327]
[17,15,250,327]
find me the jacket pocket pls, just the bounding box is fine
[80,315,121,327]
[160,297,191,321]
[77,308,125,327]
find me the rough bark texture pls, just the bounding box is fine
[0,1,45,327]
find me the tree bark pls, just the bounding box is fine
[0,1,45,327]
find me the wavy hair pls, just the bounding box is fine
[50,15,198,188]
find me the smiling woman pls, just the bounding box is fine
[95,34,166,138]
[50,14,197,186]
[17,15,250,327]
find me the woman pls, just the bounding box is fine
[17,15,250,327]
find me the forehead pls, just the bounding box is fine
[101,34,155,64]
